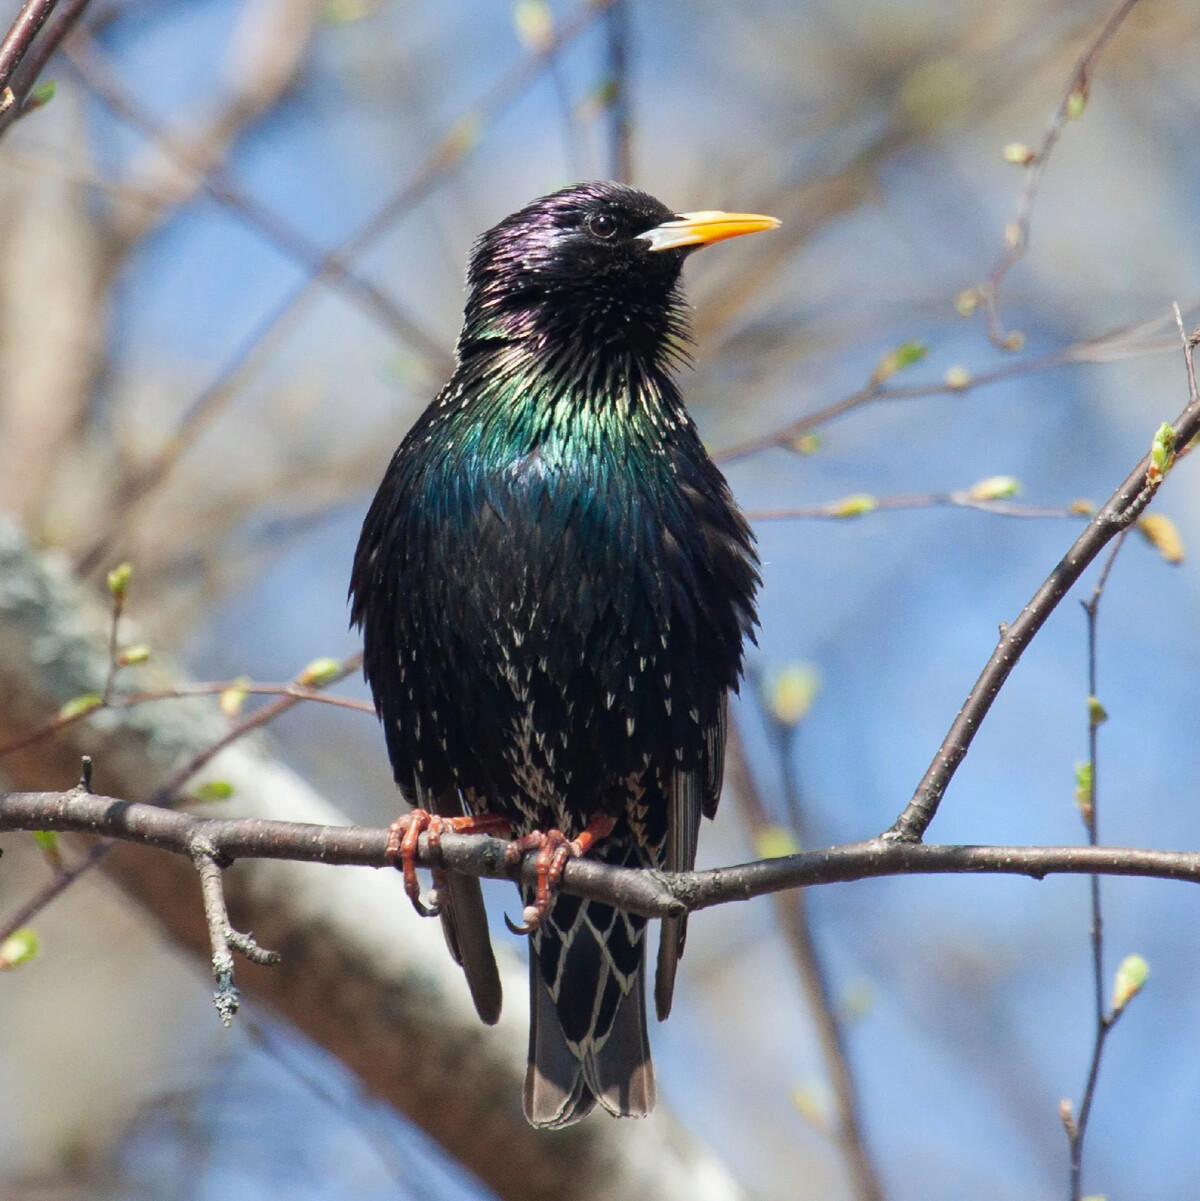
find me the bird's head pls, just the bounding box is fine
[459,181,778,369]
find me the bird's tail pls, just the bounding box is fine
[523,888,656,1128]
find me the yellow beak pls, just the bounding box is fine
[639,209,781,253]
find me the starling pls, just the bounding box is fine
[350,181,772,1128]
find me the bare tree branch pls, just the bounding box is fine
[888,354,1200,842]
[6,788,1200,915]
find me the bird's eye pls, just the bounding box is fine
[587,212,618,240]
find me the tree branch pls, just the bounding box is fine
[6,788,1200,917]
[888,359,1200,842]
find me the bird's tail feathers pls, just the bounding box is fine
[438,870,502,1025]
[524,940,656,1128]
[424,783,502,1025]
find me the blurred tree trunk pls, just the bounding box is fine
[0,517,745,1201]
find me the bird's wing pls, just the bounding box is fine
[654,692,728,1020]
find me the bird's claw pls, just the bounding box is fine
[386,809,511,918]
[503,814,617,936]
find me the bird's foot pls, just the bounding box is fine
[504,813,617,935]
[386,809,511,917]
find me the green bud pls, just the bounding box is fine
[1074,761,1093,817]
[1087,696,1108,728]
[873,340,928,383]
[1002,142,1035,164]
[27,80,56,109]
[1066,89,1088,120]
[1137,513,1184,564]
[1150,422,1176,477]
[441,113,480,159]
[513,0,554,49]
[220,679,250,717]
[967,475,1020,501]
[118,645,151,667]
[106,562,132,600]
[954,289,979,318]
[839,980,874,1020]
[0,928,40,970]
[943,365,972,391]
[31,830,61,866]
[296,657,341,687]
[765,663,820,727]
[830,493,877,518]
[57,693,102,721]
[754,825,800,860]
[1111,953,1149,1014]
[790,1082,831,1133]
[791,433,821,455]
[193,780,235,802]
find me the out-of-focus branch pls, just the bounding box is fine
[605,0,632,183]
[724,725,885,1201]
[65,34,451,371]
[0,0,88,138]
[74,0,619,579]
[78,0,320,248]
[0,76,107,524]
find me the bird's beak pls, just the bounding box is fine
[639,210,781,253]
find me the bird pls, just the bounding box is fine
[350,181,773,1128]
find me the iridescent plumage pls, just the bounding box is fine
[351,182,762,1127]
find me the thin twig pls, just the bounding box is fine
[143,653,363,806]
[747,491,1083,524]
[887,369,1200,842]
[972,0,1144,348]
[0,837,111,943]
[0,656,368,761]
[726,725,885,1201]
[1065,530,1127,1199]
[191,836,279,1025]
[714,305,1188,465]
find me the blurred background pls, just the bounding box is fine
[1,0,1200,1197]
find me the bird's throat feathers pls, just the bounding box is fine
[446,323,692,460]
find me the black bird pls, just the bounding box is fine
[350,181,772,1128]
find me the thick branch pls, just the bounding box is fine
[5,789,1200,915]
